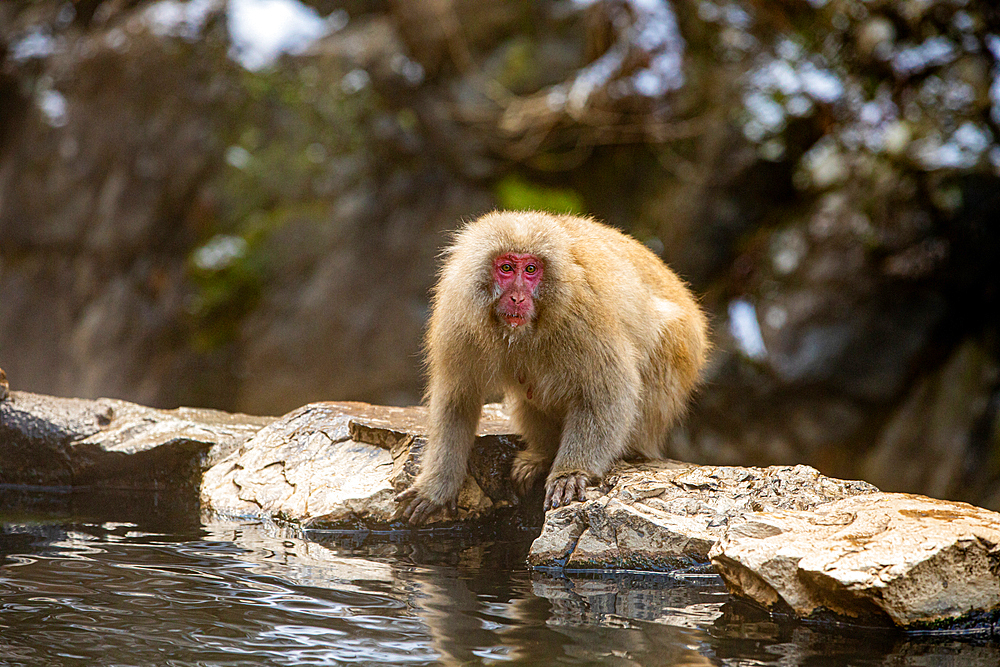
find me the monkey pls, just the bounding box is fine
[397,211,709,524]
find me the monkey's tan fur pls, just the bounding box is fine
[400,211,709,521]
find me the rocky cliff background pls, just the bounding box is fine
[1,0,998,508]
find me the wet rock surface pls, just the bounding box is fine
[528,464,1000,633]
[0,390,271,490]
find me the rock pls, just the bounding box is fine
[0,390,271,490]
[710,493,1000,630]
[0,14,240,410]
[0,367,8,401]
[529,462,1000,631]
[527,463,877,570]
[200,402,521,528]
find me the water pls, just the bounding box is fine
[2,489,999,666]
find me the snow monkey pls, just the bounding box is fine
[397,211,709,524]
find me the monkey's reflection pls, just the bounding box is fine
[397,537,716,666]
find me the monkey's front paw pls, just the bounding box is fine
[544,472,590,511]
[510,453,549,497]
[395,486,457,526]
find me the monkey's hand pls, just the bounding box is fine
[544,471,591,511]
[395,485,458,526]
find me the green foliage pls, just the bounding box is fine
[217,65,373,224]
[495,173,585,215]
[187,59,381,350]
[187,230,267,352]
[495,37,539,94]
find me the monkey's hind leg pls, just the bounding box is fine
[508,398,561,497]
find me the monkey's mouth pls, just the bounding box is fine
[502,314,528,327]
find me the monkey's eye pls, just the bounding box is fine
[500,263,514,273]
[525,264,537,274]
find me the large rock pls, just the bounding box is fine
[709,493,1000,629]
[527,463,877,570]
[528,463,1000,632]
[0,390,271,490]
[0,11,241,410]
[200,402,521,528]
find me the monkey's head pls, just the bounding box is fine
[437,211,576,337]
[492,252,544,329]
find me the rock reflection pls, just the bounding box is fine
[204,519,396,595]
[526,570,720,666]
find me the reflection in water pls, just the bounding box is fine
[1,522,432,665]
[1,489,999,666]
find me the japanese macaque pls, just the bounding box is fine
[397,211,709,524]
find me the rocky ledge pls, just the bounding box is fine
[2,383,999,634]
[0,389,271,490]
[200,400,521,527]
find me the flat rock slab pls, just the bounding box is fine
[528,463,878,570]
[0,390,272,490]
[710,493,1000,630]
[200,402,521,528]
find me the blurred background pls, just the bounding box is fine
[1,0,998,508]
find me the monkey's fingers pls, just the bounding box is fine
[570,474,588,503]
[544,473,589,511]
[406,496,440,525]
[395,486,418,503]
[544,477,569,510]
[397,489,425,522]
[510,464,530,497]
[391,488,414,522]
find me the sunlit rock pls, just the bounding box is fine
[200,402,521,528]
[8,384,1000,632]
[527,463,876,570]
[710,493,1000,629]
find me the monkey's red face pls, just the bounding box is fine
[492,252,544,328]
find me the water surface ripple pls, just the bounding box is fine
[2,490,999,666]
